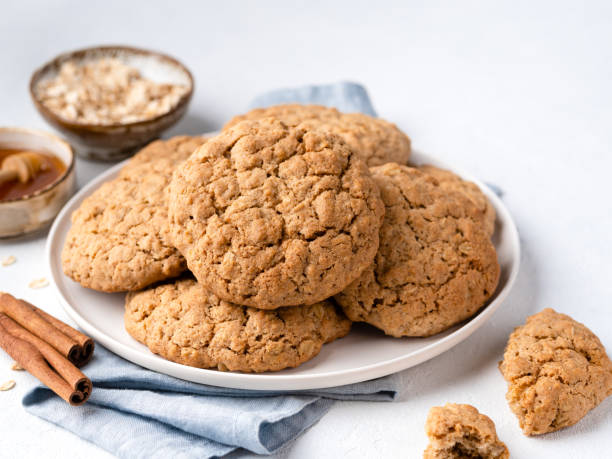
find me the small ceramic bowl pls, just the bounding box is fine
[0,127,75,238]
[30,46,194,161]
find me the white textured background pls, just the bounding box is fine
[1,1,611,457]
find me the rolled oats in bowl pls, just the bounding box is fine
[30,46,194,160]
[35,58,189,125]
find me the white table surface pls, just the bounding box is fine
[1,1,611,458]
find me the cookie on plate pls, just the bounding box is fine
[419,165,496,237]
[424,403,509,459]
[125,277,352,372]
[499,308,612,435]
[120,135,208,174]
[335,163,500,337]
[168,118,385,308]
[224,104,411,167]
[62,136,207,292]
[223,104,340,129]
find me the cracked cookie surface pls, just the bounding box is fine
[335,163,500,337]
[168,119,385,308]
[424,403,509,459]
[120,135,208,175]
[62,136,207,292]
[224,104,411,167]
[223,104,341,129]
[419,165,496,237]
[125,277,352,372]
[499,308,612,435]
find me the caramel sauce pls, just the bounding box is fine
[0,149,66,201]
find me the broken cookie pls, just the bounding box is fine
[499,308,612,435]
[424,403,509,459]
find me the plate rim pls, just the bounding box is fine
[46,146,521,390]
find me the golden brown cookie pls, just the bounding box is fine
[61,136,207,292]
[120,136,208,174]
[499,308,612,435]
[419,165,496,237]
[424,403,509,459]
[168,119,385,308]
[335,163,500,337]
[224,104,411,167]
[223,104,340,128]
[125,277,352,372]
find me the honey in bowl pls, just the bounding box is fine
[0,149,66,202]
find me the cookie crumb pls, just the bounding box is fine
[424,403,509,459]
[28,277,49,289]
[10,362,24,371]
[0,380,16,391]
[1,255,16,267]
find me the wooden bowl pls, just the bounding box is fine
[0,127,75,238]
[30,46,194,161]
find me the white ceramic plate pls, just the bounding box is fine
[46,148,520,391]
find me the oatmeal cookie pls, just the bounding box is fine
[223,104,340,129]
[120,136,207,173]
[499,308,612,435]
[419,165,496,237]
[125,277,352,372]
[61,136,207,292]
[168,119,385,308]
[424,403,509,459]
[224,104,411,166]
[335,163,500,337]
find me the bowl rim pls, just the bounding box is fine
[0,126,75,203]
[29,44,195,130]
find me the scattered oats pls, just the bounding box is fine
[28,277,49,289]
[0,380,16,391]
[11,362,24,371]
[1,255,16,267]
[35,58,189,125]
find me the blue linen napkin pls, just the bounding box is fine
[23,82,402,459]
[249,81,378,116]
[24,346,400,458]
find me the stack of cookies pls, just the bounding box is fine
[61,104,500,373]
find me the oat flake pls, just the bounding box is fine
[1,255,16,267]
[28,277,49,289]
[0,380,16,391]
[10,362,24,371]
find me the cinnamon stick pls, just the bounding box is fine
[36,308,94,366]
[0,314,92,397]
[0,314,91,405]
[0,293,93,366]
